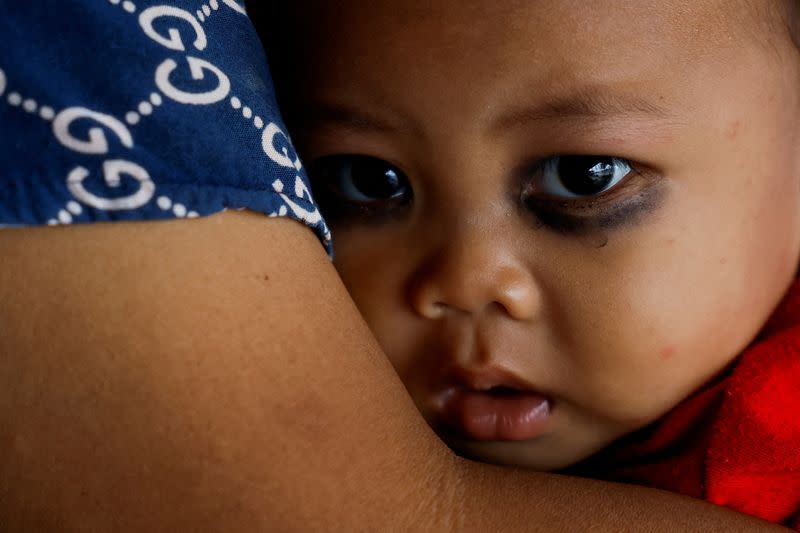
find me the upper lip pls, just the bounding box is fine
[442,364,537,393]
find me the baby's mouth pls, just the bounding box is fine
[432,370,553,442]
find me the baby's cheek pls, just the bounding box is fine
[584,305,714,426]
[659,345,676,361]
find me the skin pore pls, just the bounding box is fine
[267,0,800,470]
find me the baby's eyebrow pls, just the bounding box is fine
[290,104,413,136]
[292,88,675,138]
[491,89,674,132]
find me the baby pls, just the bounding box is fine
[261,0,800,526]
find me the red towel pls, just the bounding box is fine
[568,282,800,528]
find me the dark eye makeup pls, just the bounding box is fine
[308,152,663,233]
[523,186,664,234]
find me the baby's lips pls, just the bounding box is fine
[429,365,553,441]
[438,387,552,441]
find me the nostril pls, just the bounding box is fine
[410,290,447,319]
[494,278,540,322]
[425,301,447,319]
[409,278,453,319]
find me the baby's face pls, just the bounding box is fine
[276,0,800,469]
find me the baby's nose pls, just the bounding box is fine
[408,231,541,322]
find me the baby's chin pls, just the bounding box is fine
[435,429,606,472]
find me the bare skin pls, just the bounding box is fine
[0,213,785,531]
[267,0,800,470]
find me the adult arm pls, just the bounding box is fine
[0,213,783,532]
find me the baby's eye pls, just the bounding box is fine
[521,154,661,235]
[533,155,632,198]
[310,154,412,218]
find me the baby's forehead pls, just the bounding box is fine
[262,0,797,146]
[282,0,768,47]
[271,0,790,92]
[276,1,776,94]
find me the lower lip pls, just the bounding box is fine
[440,389,552,441]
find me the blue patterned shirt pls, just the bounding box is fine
[0,1,331,253]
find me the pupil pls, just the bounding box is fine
[351,159,404,199]
[558,156,614,196]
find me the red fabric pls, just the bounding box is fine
[569,282,800,528]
